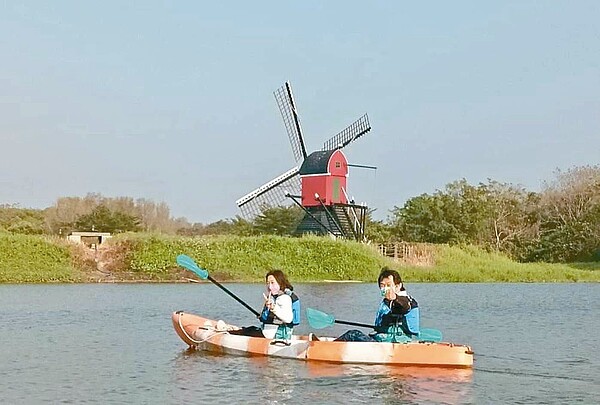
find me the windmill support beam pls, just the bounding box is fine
[286,193,338,238]
[315,197,346,237]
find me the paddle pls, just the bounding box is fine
[306,307,443,342]
[176,254,260,317]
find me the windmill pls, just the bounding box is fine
[236,82,373,240]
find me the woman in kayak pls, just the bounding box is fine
[229,269,300,340]
[332,267,419,342]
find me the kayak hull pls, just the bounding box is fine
[172,311,474,368]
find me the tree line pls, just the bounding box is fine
[0,193,188,236]
[1,165,599,263]
[374,165,600,263]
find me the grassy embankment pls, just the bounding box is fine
[1,233,599,283]
[0,233,82,282]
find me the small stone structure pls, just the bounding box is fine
[67,231,112,249]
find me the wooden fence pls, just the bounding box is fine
[374,242,435,267]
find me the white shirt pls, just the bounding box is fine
[262,293,294,339]
[270,293,293,324]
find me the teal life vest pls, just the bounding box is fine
[374,295,420,341]
[259,289,301,328]
[288,290,301,326]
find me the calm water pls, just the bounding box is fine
[1,283,598,404]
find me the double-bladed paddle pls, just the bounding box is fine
[306,307,443,342]
[176,254,260,317]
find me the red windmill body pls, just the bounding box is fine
[300,150,348,207]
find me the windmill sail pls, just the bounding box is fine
[322,113,371,151]
[274,82,308,163]
[235,167,301,218]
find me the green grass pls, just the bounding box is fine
[0,234,80,283]
[1,233,599,283]
[122,234,390,282]
[397,244,600,283]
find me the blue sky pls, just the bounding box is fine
[1,1,599,223]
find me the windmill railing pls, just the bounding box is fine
[341,187,363,236]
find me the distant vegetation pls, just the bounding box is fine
[1,164,600,265]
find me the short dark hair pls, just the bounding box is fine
[266,269,293,291]
[377,267,405,291]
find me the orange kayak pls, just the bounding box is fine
[172,311,474,368]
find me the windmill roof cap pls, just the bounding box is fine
[299,150,339,175]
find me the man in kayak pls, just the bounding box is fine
[333,267,419,342]
[229,269,300,340]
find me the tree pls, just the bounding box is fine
[389,180,487,244]
[74,205,141,233]
[387,179,542,260]
[529,166,600,262]
[480,181,539,258]
[45,193,188,235]
[177,216,256,237]
[45,193,103,234]
[0,205,48,235]
[390,193,462,243]
[364,210,392,243]
[253,206,304,236]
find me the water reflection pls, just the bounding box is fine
[171,348,473,404]
[304,362,474,404]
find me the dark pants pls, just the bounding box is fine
[228,326,265,338]
[334,329,376,342]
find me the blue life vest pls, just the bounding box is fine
[259,290,301,327]
[289,291,301,326]
[403,306,420,335]
[374,295,420,336]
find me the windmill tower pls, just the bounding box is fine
[236,82,373,240]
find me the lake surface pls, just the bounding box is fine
[1,283,598,404]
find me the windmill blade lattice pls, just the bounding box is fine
[322,113,371,151]
[274,82,308,163]
[235,167,301,219]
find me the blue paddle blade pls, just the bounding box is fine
[306,307,336,329]
[176,254,209,280]
[417,328,443,343]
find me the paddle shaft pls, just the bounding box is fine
[334,319,376,329]
[177,254,261,318]
[206,274,261,317]
[335,319,441,341]
[306,306,443,342]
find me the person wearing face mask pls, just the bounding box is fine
[229,269,300,340]
[372,267,419,342]
[331,267,419,342]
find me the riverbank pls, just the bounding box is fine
[1,233,599,283]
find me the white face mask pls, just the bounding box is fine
[267,275,281,295]
[380,284,401,297]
